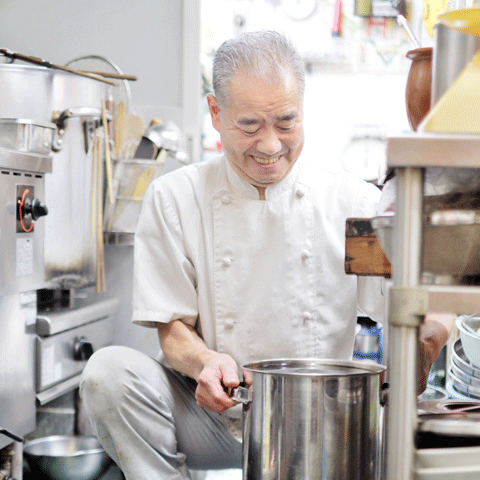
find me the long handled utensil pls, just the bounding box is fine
[101,99,114,204]
[0,48,118,86]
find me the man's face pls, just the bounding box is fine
[208,70,304,196]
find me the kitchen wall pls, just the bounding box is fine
[0,0,201,162]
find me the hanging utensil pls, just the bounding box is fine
[396,14,421,49]
[101,100,114,204]
[0,48,118,86]
[77,70,137,81]
[115,101,126,158]
[95,135,106,293]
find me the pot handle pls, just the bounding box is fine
[231,385,252,405]
[380,382,389,407]
[51,107,113,152]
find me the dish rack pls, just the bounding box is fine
[103,158,164,238]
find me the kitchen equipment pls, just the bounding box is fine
[23,435,113,480]
[373,210,480,283]
[396,15,420,49]
[103,159,164,235]
[383,132,480,480]
[0,48,117,86]
[419,12,480,133]
[438,7,480,36]
[452,338,480,379]
[0,62,110,289]
[414,401,480,478]
[235,359,386,480]
[417,385,448,402]
[456,316,480,367]
[133,121,182,161]
[431,19,480,105]
[65,55,134,115]
[0,119,57,154]
[0,145,51,450]
[405,48,432,131]
[35,295,118,405]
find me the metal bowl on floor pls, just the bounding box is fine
[23,435,113,480]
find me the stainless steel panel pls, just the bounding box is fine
[0,293,36,450]
[387,134,480,169]
[36,316,114,392]
[0,168,48,296]
[0,147,52,173]
[36,297,119,336]
[0,119,56,155]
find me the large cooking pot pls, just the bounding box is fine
[234,359,386,480]
[0,63,109,288]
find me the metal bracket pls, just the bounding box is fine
[51,107,112,152]
[389,287,429,327]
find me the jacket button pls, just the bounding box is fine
[301,250,311,260]
[221,194,231,204]
[224,319,235,329]
[222,257,232,267]
[296,189,305,198]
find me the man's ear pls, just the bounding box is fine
[207,93,221,132]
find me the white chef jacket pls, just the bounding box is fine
[132,155,384,368]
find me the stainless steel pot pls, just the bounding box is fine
[235,359,386,480]
[0,63,108,288]
[431,22,480,106]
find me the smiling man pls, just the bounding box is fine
[207,68,304,198]
[80,31,448,480]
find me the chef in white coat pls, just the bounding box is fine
[81,30,451,480]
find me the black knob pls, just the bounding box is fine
[73,336,94,361]
[30,198,48,220]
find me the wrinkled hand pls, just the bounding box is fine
[195,352,242,413]
[418,316,452,394]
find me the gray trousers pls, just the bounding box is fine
[80,346,242,480]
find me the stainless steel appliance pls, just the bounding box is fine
[0,144,51,451]
[0,63,109,289]
[35,294,118,405]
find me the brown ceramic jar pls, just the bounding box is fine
[405,47,433,131]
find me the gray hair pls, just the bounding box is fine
[212,30,305,108]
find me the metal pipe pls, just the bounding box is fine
[12,441,23,480]
[386,167,424,480]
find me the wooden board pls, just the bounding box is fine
[345,218,391,277]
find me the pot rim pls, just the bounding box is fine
[243,357,386,376]
[23,435,105,458]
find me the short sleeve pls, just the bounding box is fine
[132,179,198,328]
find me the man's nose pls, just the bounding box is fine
[256,128,282,155]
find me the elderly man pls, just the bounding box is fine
[81,30,451,479]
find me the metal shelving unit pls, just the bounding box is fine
[384,133,480,480]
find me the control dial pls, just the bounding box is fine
[17,185,49,233]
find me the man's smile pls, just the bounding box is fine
[252,155,280,165]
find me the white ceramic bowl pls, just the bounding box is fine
[457,317,480,369]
